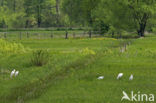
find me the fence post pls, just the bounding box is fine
[73,32,75,38]
[51,31,53,39]
[19,32,22,40]
[4,32,7,39]
[89,30,92,38]
[119,32,122,38]
[83,31,86,37]
[38,33,40,39]
[112,31,114,38]
[65,31,68,39]
[27,32,29,38]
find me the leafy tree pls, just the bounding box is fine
[33,0,46,27]
[103,0,156,36]
[24,0,35,28]
[128,0,156,36]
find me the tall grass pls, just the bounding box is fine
[31,49,50,66]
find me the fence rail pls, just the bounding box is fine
[0,31,102,39]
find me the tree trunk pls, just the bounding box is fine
[88,11,93,26]
[37,5,41,27]
[1,0,3,6]
[137,13,149,37]
[56,0,60,27]
[37,16,41,27]
[112,31,114,37]
[138,22,146,37]
[25,20,29,28]
[13,0,16,12]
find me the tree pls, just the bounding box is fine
[55,0,60,26]
[33,0,46,27]
[62,0,84,26]
[24,0,35,28]
[128,0,156,36]
[103,0,156,37]
[24,0,54,28]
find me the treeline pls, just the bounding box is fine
[0,0,63,28]
[0,0,156,36]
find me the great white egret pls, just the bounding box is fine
[117,73,123,80]
[15,71,19,77]
[10,69,16,78]
[97,76,104,80]
[129,74,133,81]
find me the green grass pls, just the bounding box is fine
[0,36,156,103]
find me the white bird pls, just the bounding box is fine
[129,74,133,81]
[117,73,123,80]
[10,69,16,78]
[97,76,104,80]
[15,71,19,77]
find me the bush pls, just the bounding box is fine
[80,48,96,55]
[0,39,26,54]
[31,49,50,66]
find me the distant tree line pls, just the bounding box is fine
[0,0,156,36]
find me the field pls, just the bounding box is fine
[0,35,156,103]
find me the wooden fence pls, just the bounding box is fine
[0,31,102,39]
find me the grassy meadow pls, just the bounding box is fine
[0,35,156,103]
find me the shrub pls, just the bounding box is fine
[80,48,96,55]
[0,39,26,54]
[31,49,50,66]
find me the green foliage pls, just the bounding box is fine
[105,0,156,36]
[0,39,26,54]
[0,19,6,28]
[31,49,50,66]
[9,12,26,28]
[62,0,101,26]
[93,20,109,35]
[80,47,96,55]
